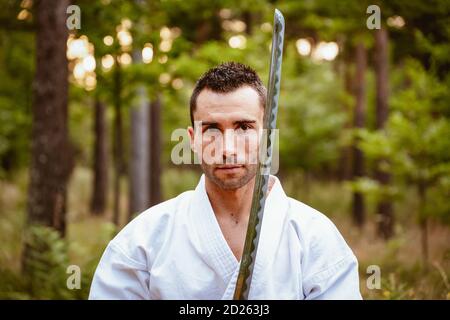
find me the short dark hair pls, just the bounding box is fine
[189,62,267,126]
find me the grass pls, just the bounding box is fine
[0,166,449,299]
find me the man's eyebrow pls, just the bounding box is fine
[233,120,256,125]
[200,120,256,126]
[201,121,219,126]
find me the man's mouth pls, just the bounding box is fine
[215,165,244,172]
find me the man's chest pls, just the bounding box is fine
[147,226,304,300]
[215,214,248,261]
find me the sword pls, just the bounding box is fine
[233,8,285,300]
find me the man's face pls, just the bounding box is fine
[188,86,264,190]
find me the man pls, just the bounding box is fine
[89,62,362,300]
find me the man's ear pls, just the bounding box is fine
[187,126,195,152]
[188,120,203,153]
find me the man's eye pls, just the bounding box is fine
[239,124,250,131]
[203,126,218,132]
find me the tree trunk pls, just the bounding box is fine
[112,62,124,227]
[374,27,394,239]
[351,43,367,227]
[27,0,70,236]
[243,11,253,35]
[91,98,108,215]
[338,49,353,181]
[149,95,162,206]
[129,84,150,221]
[195,11,222,44]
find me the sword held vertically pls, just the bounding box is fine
[233,9,285,300]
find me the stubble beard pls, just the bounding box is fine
[201,163,258,190]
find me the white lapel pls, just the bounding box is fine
[189,175,239,290]
[247,175,289,298]
[221,175,290,299]
[189,174,289,300]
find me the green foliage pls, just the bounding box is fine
[0,30,34,176]
[0,225,94,299]
[370,59,449,175]
[356,59,450,223]
[346,176,399,202]
[279,51,348,172]
[22,225,72,299]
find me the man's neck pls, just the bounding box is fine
[205,177,255,222]
[205,176,275,222]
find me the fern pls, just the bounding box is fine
[21,225,92,299]
[1,223,110,299]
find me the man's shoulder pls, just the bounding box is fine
[286,196,336,230]
[108,190,194,256]
[284,196,354,256]
[137,190,194,222]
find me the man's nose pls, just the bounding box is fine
[222,129,237,158]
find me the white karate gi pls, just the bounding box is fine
[89,174,362,300]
